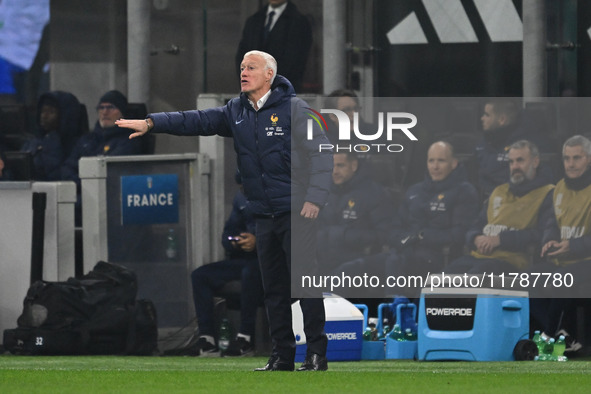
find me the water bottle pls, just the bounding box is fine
[380,325,390,340]
[363,327,373,341]
[166,228,178,260]
[539,338,556,361]
[536,332,550,356]
[544,338,555,355]
[367,317,378,341]
[370,326,378,341]
[532,330,544,355]
[389,323,404,341]
[553,335,567,361]
[404,327,417,341]
[218,318,231,353]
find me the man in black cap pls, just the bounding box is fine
[61,90,143,224]
[95,90,128,130]
[62,90,142,177]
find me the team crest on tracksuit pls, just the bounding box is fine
[342,199,358,219]
[430,194,447,211]
[265,113,284,136]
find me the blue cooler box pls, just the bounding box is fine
[418,287,529,361]
[292,293,363,362]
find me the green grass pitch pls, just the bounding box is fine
[2,355,591,393]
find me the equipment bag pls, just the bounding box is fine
[3,327,85,355]
[3,261,157,355]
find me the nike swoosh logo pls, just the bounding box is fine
[235,119,244,124]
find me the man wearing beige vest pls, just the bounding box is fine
[531,135,591,356]
[448,140,555,274]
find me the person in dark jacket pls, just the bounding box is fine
[61,90,143,225]
[235,0,312,92]
[21,90,83,181]
[334,141,479,297]
[448,140,555,274]
[188,181,263,357]
[386,141,480,275]
[317,152,392,269]
[116,50,333,372]
[323,90,373,146]
[61,90,142,181]
[476,99,553,198]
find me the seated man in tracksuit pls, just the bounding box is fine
[335,141,479,293]
[189,175,263,357]
[316,152,393,271]
[21,90,84,181]
[448,140,555,274]
[530,135,591,355]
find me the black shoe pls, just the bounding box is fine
[254,355,294,371]
[224,336,254,357]
[192,337,220,357]
[296,353,328,371]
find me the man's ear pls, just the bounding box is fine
[451,158,458,170]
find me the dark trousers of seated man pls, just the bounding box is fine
[255,213,327,362]
[530,260,591,337]
[191,257,263,340]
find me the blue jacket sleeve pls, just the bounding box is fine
[291,99,333,208]
[149,105,233,138]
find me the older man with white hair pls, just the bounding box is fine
[116,50,333,371]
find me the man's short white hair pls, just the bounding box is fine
[563,135,591,157]
[244,50,277,85]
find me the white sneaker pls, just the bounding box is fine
[556,329,583,353]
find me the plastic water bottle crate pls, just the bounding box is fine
[385,337,417,359]
[356,302,418,360]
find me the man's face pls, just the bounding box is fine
[337,96,358,132]
[40,104,59,132]
[427,143,457,182]
[240,55,273,99]
[563,145,591,180]
[97,102,123,128]
[0,157,4,177]
[327,96,359,132]
[481,103,503,131]
[332,153,358,185]
[508,147,538,184]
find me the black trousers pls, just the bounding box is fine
[255,213,327,361]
